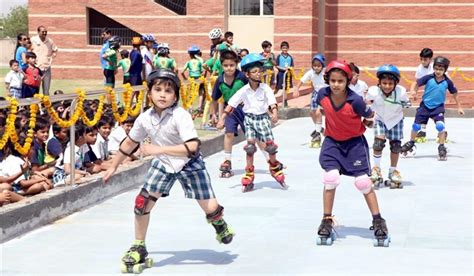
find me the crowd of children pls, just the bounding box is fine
[1,28,466,267]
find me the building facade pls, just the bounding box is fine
[28,0,473,86]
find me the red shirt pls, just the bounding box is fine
[23,65,42,87]
[316,87,372,141]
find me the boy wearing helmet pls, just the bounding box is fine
[366,64,409,189]
[102,36,121,88]
[104,69,235,273]
[141,34,155,80]
[295,54,327,148]
[218,53,286,192]
[182,45,205,117]
[129,37,143,86]
[153,43,177,73]
[402,56,464,161]
[315,60,390,247]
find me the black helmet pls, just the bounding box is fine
[433,56,450,71]
[108,36,121,49]
[147,69,181,99]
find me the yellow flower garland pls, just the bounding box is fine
[35,90,85,128]
[107,86,131,123]
[12,103,39,155]
[0,97,18,150]
[81,95,106,127]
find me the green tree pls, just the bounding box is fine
[1,5,28,39]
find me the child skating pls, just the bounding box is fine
[103,69,234,274]
[401,56,464,161]
[314,60,390,247]
[217,54,285,192]
[366,64,409,189]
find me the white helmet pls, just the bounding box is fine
[208,28,222,39]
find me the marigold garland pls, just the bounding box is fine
[107,86,131,123]
[81,95,106,127]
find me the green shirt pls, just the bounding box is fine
[183,58,203,78]
[153,56,176,70]
[104,49,118,70]
[117,58,131,76]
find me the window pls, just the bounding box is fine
[87,8,142,45]
[230,0,274,16]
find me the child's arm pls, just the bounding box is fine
[5,82,10,92]
[140,139,199,158]
[451,93,464,115]
[64,163,88,176]
[103,137,139,183]
[447,79,464,115]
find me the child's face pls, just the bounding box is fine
[328,71,348,95]
[77,135,86,146]
[27,57,36,65]
[420,57,431,68]
[99,124,111,139]
[11,63,19,72]
[350,71,359,85]
[312,60,323,74]
[222,59,237,77]
[85,130,98,145]
[56,105,65,113]
[56,128,69,142]
[379,78,396,94]
[122,123,134,135]
[35,127,49,144]
[240,51,248,58]
[245,66,263,82]
[263,46,272,53]
[433,64,446,78]
[148,81,177,111]
[20,116,28,127]
[90,103,98,111]
[226,36,233,44]
[281,46,289,54]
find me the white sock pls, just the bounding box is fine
[389,167,396,173]
[224,151,232,161]
[373,154,382,168]
[315,123,322,132]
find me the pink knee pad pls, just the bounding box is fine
[354,175,372,194]
[323,170,340,190]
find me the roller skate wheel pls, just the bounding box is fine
[120,263,128,273]
[145,258,154,268]
[132,263,143,274]
[316,237,322,245]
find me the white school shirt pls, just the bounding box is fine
[91,133,109,160]
[108,127,127,152]
[0,155,26,184]
[300,69,327,92]
[227,83,277,115]
[367,85,409,130]
[349,79,369,99]
[415,62,434,80]
[141,47,154,77]
[128,107,198,173]
[62,144,89,170]
[4,70,23,89]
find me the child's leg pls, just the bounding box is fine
[434,119,447,144]
[244,139,257,167]
[322,169,339,215]
[389,140,401,168]
[197,199,234,244]
[0,183,12,192]
[134,189,161,241]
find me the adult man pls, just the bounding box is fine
[31,26,58,95]
[100,27,112,86]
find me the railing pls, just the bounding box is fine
[0,85,146,187]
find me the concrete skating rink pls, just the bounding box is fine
[1,117,473,275]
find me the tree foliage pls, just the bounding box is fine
[1,5,28,39]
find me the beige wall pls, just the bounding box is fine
[0,39,16,67]
[228,16,274,53]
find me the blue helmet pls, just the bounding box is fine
[187,45,200,54]
[312,54,326,67]
[376,64,400,83]
[240,53,265,72]
[142,34,155,42]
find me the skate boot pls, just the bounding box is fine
[206,205,235,244]
[401,141,416,157]
[415,131,427,143]
[370,166,383,189]
[120,242,153,274]
[386,170,403,189]
[219,160,234,178]
[241,165,255,192]
[310,130,322,148]
[316,216,336,246]
[438,144,447,161]
[370,218,390,247]
[269,160,287,189]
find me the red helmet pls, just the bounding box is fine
[325,60,352,81]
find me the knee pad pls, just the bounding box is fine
[412,123,421,132]
[264,141,278,155]
[373,138,386,151]
[134,188,158,216]
[206,205,224,222]
[354,175,372,194]
[243,143,257,156]
[323,169,340,190]
[389,140,402,154]
[435,121,445,132]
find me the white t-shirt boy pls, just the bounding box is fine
[415,62,434,80]
[367,85,409,130]
[227,83,277,115]
[300,69,327,92]
[349,79,369,99]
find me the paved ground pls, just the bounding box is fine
[1,117,473,275]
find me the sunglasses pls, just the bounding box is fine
[21,37,28,41]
